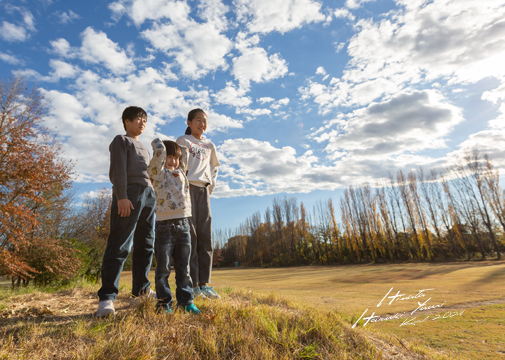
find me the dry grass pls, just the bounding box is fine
[2,260,504,359]
[204,260,505,360]
[0,287,446,360]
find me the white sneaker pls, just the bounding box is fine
[96,300,115,317]
[200,285,221,299]
[193,286,208,299]
[130,288,157,307]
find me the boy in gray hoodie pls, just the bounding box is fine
[96,106,156,318]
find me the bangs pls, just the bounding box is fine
[163,140,182,158]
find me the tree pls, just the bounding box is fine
[0,76,76,281]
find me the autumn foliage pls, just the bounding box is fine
[0,76,78,283]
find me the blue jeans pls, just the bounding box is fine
[98,184,156,301]
[155,218,194,309]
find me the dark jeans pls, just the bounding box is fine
[189,184,213,285]
[155,218,194,309]
[98,184,156,301]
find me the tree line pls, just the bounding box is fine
[216,153,505,267]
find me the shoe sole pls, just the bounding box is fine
[202,293,221,299]
[95,310,115,317]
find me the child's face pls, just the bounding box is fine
[187,112,207,138]
[165,155,179,171]
[125,116,147,138]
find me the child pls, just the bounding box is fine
[147,138,201,314]
[96,106,156,317]
[176,109,221,299]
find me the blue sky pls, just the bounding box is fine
[1,0,505,231]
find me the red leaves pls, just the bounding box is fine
[0,76,75,279]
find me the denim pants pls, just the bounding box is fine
[188,184,213,285]
[155,217,194,309]
[98,184,156,301]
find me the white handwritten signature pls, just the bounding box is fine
[352,287,461,328]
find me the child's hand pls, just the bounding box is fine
[117,198,134,217]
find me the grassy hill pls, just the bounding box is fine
[0,286,445,360]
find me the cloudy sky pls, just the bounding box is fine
[1,0,505,230]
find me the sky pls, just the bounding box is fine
[1,0,505,232]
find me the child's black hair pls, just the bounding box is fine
[185,108,207,135]
[122,106,147,131]
[163,140,182,159]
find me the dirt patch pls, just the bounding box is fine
[0,288,135,324]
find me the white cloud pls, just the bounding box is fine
[214,137,319,197]
[0,51,22,65]
[236,107,271,116]
[482,83,505,104]
[234,0,326,34]
[335,42,345,53]
[109,0,191,27]
[312,90,464,159]
[448,128,505,170]
[449,84,505,168]
[50,38,74,57]
[0,6,36,42]
[112,0,232,79]
[54,10,80,24]
[232,33,288,88]
[0,21,28,42]
[316,66,326,76]
[334,8,355,21]
[257,97,275,104]
[40,88,110,177]
[143,21,232,78]
[21,10,35,31]
[213,82,252,107]
[300,0,505,112]
[80,27,135,74]
[345,0,375,9]
[206,111,244,133]
[49,59,79,79]
[270,97,290,109]
[80,188,113,199]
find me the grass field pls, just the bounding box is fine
[123,260,505,359]
[2,261,504,359]
[201,261,505,360]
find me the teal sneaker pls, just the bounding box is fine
[181,303,201,314]
[156,306,173,315]
[200,285,221,299]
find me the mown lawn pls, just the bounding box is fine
[186,260,505,360]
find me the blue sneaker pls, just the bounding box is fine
[181,303,201,314]
[200,285,221,299]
